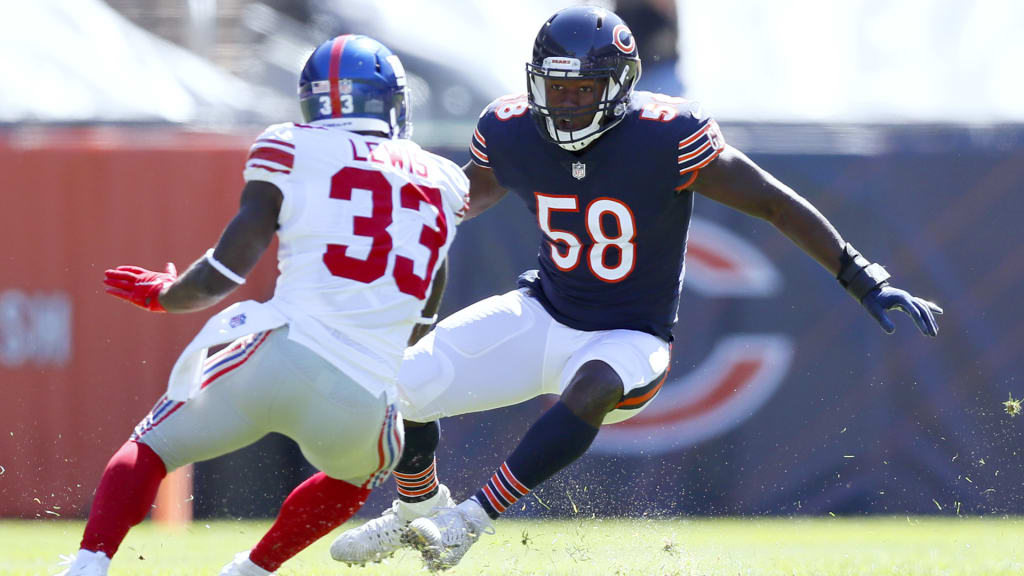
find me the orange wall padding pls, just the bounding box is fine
[0,127,277,518]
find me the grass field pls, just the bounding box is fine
[4,516,1023,575]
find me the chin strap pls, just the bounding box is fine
[837,242,891,302]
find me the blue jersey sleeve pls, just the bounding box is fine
[627,93,726,191]
[469,94,530,170]
[672,101,726,189]
[469,119,491,169]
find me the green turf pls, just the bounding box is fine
[4,516,1023,575]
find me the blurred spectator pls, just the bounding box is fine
[261,0,313,23]
[616,0,683,95]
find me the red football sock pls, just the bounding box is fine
[249,472,371,572]
[80,440,167,557]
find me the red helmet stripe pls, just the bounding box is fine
[328,35,352,118]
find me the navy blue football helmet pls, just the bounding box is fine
[298,35,411,138]
[526,6,641,151]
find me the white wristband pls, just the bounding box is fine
[204,248,246,285]
[415,314,438,325]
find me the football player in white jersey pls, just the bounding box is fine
[55,35,469,576]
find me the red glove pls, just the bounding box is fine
[103,263,177,312]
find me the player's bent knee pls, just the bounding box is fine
[562,361,625,425]
[601,370,667,425]
[134,437,184,473]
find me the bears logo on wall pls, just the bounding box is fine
[593,217,793,454]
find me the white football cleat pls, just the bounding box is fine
[53,549,110,576]
[218,551,273,576]
[330,484,453,565]
[404,499,494,571]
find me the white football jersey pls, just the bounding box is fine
[242,120,469,398]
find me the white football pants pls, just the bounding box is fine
[132,326,403,489]
[398,289,671,425]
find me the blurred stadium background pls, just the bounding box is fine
[2,0,1023,528]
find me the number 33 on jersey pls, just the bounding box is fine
[241,121,469,392]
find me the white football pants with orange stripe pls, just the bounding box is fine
[398,289,671,425]
[131,326,403,488]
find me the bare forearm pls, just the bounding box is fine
[694,146,941,337]
[159,257,239,313]
[462,161,507,222]
[159,181,281,313]
[766,183,846,275]
[695,147,845,274]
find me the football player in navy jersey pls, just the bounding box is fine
[331,5,942,570]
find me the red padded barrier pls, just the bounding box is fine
[0,127,277,517]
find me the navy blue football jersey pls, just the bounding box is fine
[469,91,725,341]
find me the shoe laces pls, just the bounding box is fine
[456,502,495,536]
[465,509,496,537]
[365,504,406,540]
[432,505,495,545]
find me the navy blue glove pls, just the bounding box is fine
[861,285,943,336]
[836,243,943,337]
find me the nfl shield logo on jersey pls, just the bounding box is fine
[571,161,586,180]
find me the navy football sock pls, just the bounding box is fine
[393,421,440,503]
[474,401,598,519]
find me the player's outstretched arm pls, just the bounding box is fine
[461,162,508,221]
[693,145,942,336]
[103,180,283,314]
